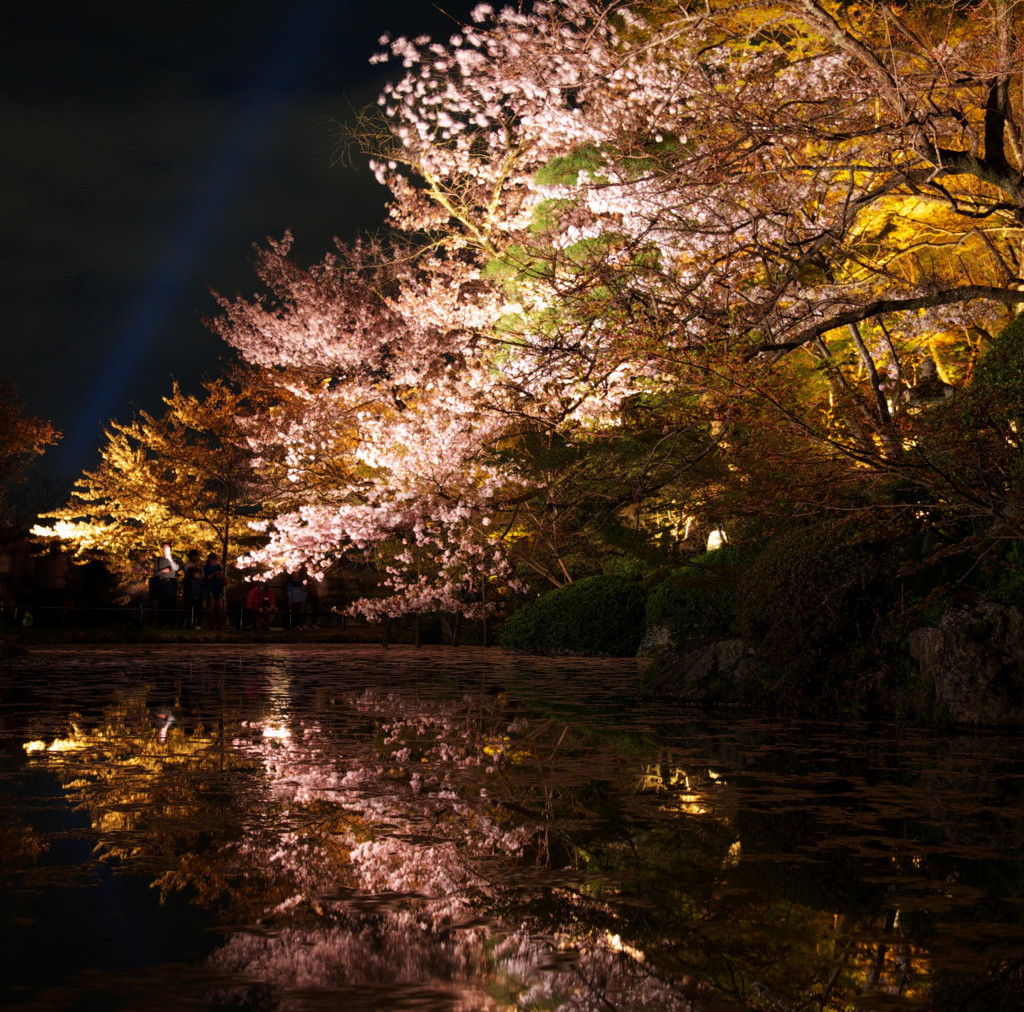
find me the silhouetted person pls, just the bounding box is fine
[285,572,307,629]
[182,549,204,628]
[79,558,116,624]
[203,553,225,630]
[153,542,180,627]
[306,570,323,629]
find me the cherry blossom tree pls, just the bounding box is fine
[217,0,1024,617]
[361,0,1024,516]
[210,236,539,619]
[213,228,726,616]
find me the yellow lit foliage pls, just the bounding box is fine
[33,379,268,586]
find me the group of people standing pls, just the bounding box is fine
[148,543,320,631]
[150,543,225,628]
[243,572,321,630]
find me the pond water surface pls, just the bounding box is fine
[1,645,1023,1012]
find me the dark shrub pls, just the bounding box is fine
[498,574,647,656]
[644,549,741,644]
[977,539,1024,605]
[736,520,903,706]
[969,312,1024,425]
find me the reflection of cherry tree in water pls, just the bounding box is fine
[209,692,910,1012]
[212,691,698,1011]
[23,680,1007,1010]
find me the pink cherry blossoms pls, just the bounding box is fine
[211,0,1024,614]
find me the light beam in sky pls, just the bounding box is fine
[56,0,344,475]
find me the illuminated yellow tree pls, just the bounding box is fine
[0,380,60,525]
[33,379,267,581]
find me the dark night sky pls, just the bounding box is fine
[1,0,481,486]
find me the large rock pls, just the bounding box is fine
[909,599,1024,723]
[637,623,674,657]
[644,634,750,701]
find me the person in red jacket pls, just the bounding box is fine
[244,580,277,631]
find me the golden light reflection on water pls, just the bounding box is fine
[5,646,1024,1011]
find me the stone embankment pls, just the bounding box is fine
[908,599,1024,724]
[643,599,1024,724]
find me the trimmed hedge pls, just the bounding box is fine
[735,519,902,705]
[645,549,741,644]
[498,574,647,656]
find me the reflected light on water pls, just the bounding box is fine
[604,931,646,963]
[638,763,731,817]
[3,645,1024,1012]
[23,735,83,753]
[260,664,293,742]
